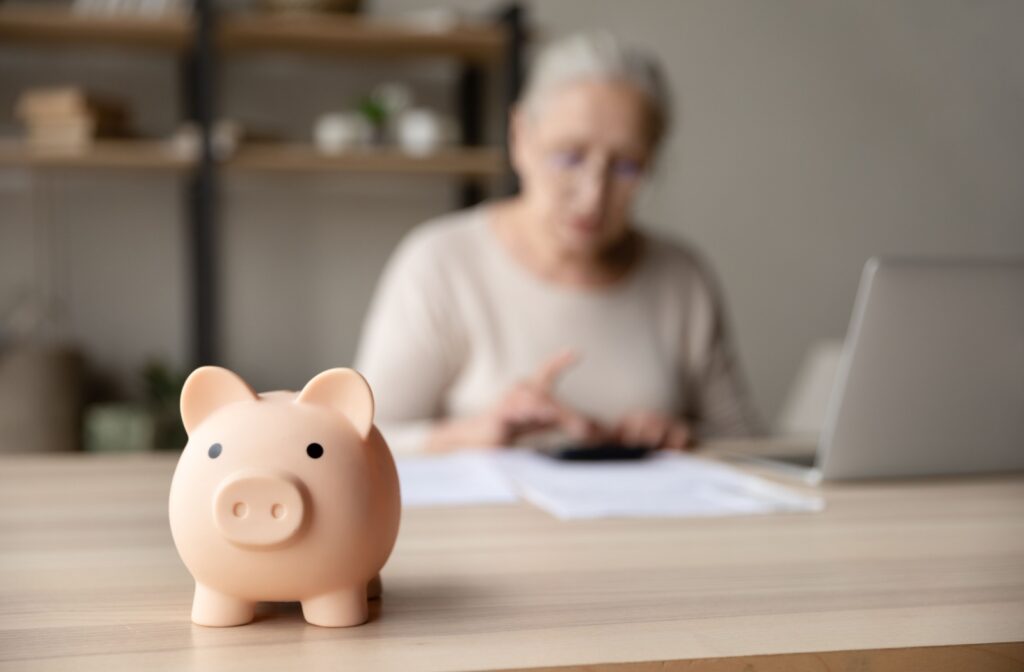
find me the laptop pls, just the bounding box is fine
[757,257,1024,483]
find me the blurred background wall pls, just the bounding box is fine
[1,0,1022,427]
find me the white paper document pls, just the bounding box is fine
[396,449,823,518]
[396,451,520,508]
[491,450,824,520]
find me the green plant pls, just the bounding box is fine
[141,360,189,450]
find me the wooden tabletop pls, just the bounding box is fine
[2,446,1023,671]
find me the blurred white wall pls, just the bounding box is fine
[1,0,1022,418]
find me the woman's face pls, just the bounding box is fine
[511,78,656,257]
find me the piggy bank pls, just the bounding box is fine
[168,366,401,627]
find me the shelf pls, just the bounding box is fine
[0,8,189,52]
[0,9,507,63]
[0,139,503,177]
[0,139,193,171]
[219,14,506,63]
[0,3,524,367]
[226,144,504,177]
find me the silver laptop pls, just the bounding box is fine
[767,257,1024,482]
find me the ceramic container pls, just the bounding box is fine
[168,366,400,627]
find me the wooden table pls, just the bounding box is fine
[2,446,1023,671]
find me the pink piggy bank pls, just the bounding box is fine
[168,366,401,627]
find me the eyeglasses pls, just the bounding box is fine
[546,148,647,186]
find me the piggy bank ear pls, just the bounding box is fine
[180,366,258,435]
[296,368,375,440]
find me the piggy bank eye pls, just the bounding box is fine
[306,443,324,459]
[208,443,222,459]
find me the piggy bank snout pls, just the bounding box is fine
[213,471,305,548]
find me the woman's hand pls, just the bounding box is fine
[613,410,692,451]
[425,350,605,452]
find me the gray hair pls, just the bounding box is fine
[519,32,672,147]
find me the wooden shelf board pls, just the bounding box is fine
[0,139,194,171]
[0,9,506,62]
[0,8,189,52]
[226,144,504,176]
[219,14,506,62]
[0,140,503,177]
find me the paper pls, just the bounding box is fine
[396,449,824,518]
[490,450,824,520]
[396,451,519,508]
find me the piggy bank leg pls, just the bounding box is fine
[367,574,383,600]
[301,586,368,627]
[191,583,255,627]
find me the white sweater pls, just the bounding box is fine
[355,206,759,454]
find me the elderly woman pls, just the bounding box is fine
[356,33,759,454]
